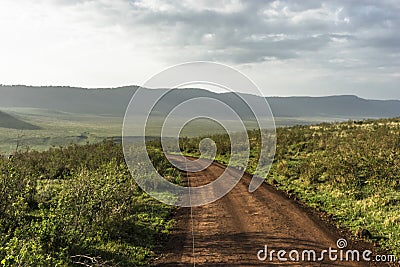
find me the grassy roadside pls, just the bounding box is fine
[179,118,400,259]
[0,141,178,266]
[2,117,400,264]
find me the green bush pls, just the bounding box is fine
[0,140,178,266]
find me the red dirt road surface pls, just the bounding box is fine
[155,155,396,266]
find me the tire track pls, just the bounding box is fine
[155,156,393,267]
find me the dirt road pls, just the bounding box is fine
[155,155,394,266]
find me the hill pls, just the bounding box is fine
[0,85,399,119]
[0,110,41,130]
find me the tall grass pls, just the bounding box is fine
[179,118,400,257]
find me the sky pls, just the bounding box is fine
[0,0,399,99]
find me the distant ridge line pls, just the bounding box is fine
[0,85,399,119]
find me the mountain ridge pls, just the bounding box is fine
[0,85,399,119]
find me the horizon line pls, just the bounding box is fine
[0,84,399,101]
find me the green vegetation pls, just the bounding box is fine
[0,140,177,266]
[0,111,40,130]
[0,107,343,154]
[180,117,400,257]
[0,108,123,154]
[2,112,400,264]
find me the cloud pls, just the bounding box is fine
[0,0,398,98]
[118,0,400,65]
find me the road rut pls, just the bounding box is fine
[155,155,393,266]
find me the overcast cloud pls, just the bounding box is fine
[0,0,399,99]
